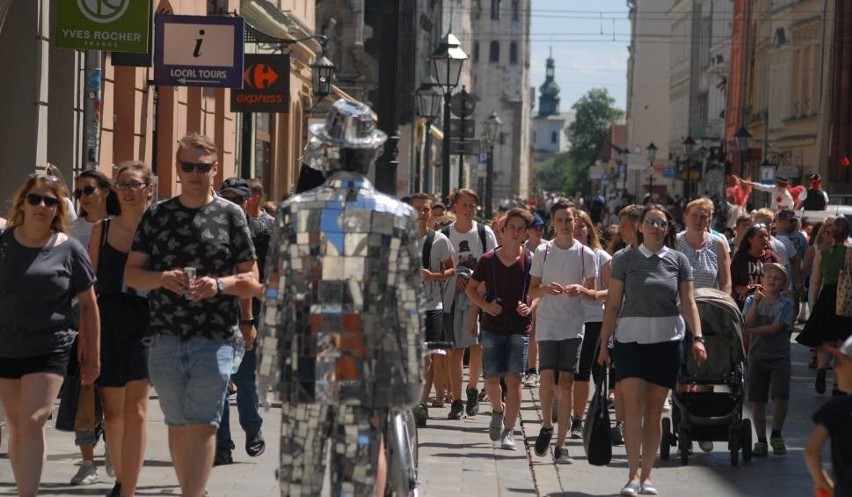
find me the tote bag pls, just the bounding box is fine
[582,365,612,466]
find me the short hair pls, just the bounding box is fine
[410,192,432,203]
[247,178,264,197]
[434,213,456,229]
[753,208,774,223]
[176,133,218,158]
[618,204,642,220]
[735,215,753,226]
[7,175,69,233]
[685,198,714,217]
[549,199,574,218]
[451,188,479,205]
[504,207,533,229]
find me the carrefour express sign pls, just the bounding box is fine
[55,0,151,53]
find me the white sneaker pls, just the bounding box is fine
[500,429,516,450]
[70,460,99,485]
[523,372,540,387]
[662,397,671,412]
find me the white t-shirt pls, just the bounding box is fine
[69,217,95,248]
[751,183,794,210]
[530,239,597,341]
[582,247,611,323]
[441,222,498,310]
[421,230,454,311]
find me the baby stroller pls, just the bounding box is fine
[660,288,750,466]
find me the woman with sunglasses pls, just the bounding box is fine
[88,162,154,497]
[0,175,100,497]
[730,224,781,309]
[597,204,705,497]
[67,170,120,486]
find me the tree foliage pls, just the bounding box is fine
[535,152,582,193]
[565,88,624,189]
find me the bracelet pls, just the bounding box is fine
[693,335,706,344]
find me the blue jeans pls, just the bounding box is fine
[216,347,263,449]
[481,331,529,378]
[148,333,234,427]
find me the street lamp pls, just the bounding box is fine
[682,135,695,201]
[415,81,443,192]
[482,110,503,219]
[734,126,752,177]
[646,142,658,201]
[310,53,335,98]
[431,33,468,199]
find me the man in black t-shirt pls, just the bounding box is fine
[126,134,258,497]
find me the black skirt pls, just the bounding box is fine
[98,293,150,387]
[613,340,682,390]
[797,284,852,347]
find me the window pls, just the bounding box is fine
[509,42,518,64]
[512,0,519,20]
[489,41,500,63]
[491,0,500,20]
[551,131,558,144]
[473,41,479,63]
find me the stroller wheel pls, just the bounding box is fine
[660,418,671,461]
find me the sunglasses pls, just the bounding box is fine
[116,180,147,191]
[72,185,97,199]
[643,218,669,229]
[25,193,60,208]
[179,161,215,174]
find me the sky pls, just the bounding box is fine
[529,0,631,113]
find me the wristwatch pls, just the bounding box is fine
[215,278,224,294]
[240,318,257,326]
[693,335,706,344]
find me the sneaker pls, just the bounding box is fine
[698,441,714,452]
[500,428,516,450]
[466,388,480,417]
[553,444,572,464]
[246,430,266,457]
[106,482,122,497]
[610,421,624,446]
[816,368,827,394]
[662,397,671,412]
[104,448,115,478]
[533,426,553,456]
[620,482,640,497]
[213,447,233,466]
[448,399,464,420]
[489,410,505,441]
[752,441,769,457]
[523,372,540,387]
[569,418,583,439]
[70,460,99,485]
[412,402,428,428]
[770,436,787,455]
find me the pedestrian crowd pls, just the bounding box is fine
[0,138,850,497]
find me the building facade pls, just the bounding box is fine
[531,54,574,160]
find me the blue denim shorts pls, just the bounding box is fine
[147,333,235,428]
[481,330,528,378]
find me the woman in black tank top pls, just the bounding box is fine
[87,162,154,497]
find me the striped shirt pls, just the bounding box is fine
[676,231,726,290]
[611,245,693,344]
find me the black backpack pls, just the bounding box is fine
[422,229,436,269]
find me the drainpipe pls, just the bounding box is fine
[82,50,103,171]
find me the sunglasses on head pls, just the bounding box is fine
[25,193,60,208]
[179,161,215,174]
[72,185,97,199]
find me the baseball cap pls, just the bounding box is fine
[776,209,798,221]
[826,335,852,359]
[530,213,545,229]
[220,177,250,198]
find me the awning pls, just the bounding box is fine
[239,0,299,38]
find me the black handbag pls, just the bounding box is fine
[55,373,81,432]
[582,363,612,466]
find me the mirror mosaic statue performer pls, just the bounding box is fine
[257,99,424,496]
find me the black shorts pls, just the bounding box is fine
[98,294,151,387]
[425,309,453,350]
[0,349,71,379]
[576,321,602,382]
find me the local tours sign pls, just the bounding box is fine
[55,0,152,53]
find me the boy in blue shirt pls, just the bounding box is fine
[742,262,795,456]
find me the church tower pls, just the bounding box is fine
[538,50,560,117]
